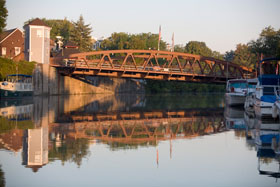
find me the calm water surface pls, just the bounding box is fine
[0,93,279,187]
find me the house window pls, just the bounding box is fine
[15,47,21,56]
[2,47,6,56]
[37,30,43,37]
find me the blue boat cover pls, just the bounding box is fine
[260,134,280,144]
[258,75,280,85]
[7,74,32,78]
[261,95,277,103]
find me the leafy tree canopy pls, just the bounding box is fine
[248,26,280,58]
[100,32,166,50]
[233,44,257,69]
[0,0,8,33]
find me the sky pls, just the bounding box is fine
[5,0,280,53]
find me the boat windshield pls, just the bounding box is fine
[248,83,257,88]
[229,82,247,89]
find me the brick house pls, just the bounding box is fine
[0,28,24,59]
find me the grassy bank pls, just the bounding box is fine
[0,57,36,81]
[145,80,225,93]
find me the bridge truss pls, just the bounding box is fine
[51,50,254,83]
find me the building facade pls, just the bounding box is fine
[24,18,51,64]
[0,28,24,59]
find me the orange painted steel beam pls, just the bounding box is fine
[51,50,255,83]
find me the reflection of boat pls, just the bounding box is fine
[225,79,247,106]
[244,78,258,113]
[0,74,33,98]
[0,104,33,121]
[224,106,245,130]
[272,86,280,119]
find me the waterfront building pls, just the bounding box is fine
[24,18,51,64]
[22,127,48,172]
[0,28,24,60]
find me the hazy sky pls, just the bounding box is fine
[5,0,280,53]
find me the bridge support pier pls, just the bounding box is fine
[32,64,145,96]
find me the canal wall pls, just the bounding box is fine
[32,64,145,96]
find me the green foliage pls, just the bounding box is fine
[0,57,36,81]
[145,80,225,94]
[70,15,93,52]
[48,138,90,167]
[233,44,257,68]
[0,0,8,33]
[185,41,213,57]
[143,93,225,110]
[224,50,235,62]
[248,26,280,58]
[43,18,73,42]
[100,32,167,50]
[174,44,185,53]
[0,116,34,134]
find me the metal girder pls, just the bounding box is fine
[51,50,255,83]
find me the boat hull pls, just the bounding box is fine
[254,99,273,117]
[225,93,246,106]
[0,89,33,98]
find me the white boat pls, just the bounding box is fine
[224,106,245,130]
[225,79,248,106]
[254,75,280,117]
[0,74,33,98]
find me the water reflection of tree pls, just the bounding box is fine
[143,94,224,111]
[0,116,34,134]
[0,165,5,187]
[49,138,90,167]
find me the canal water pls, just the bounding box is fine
[0,93,279,187]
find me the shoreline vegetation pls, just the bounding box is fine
[0,57,35,81]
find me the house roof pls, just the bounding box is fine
[0,28,18,43]
[26,18,50,27]
[64,41,79,48]
[55,48,80,58]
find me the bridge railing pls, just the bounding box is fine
[51,50,255,82]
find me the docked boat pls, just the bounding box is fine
[254,74,280,117]
[225,79,247,106]
[0,74,33,98]
[253,57,280,117]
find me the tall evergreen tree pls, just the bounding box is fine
[0,0,8,33]
[70,15,92,51]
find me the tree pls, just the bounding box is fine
[224,50,235,62]
[185,41,213,57]
[248,26,280,58]
[0,0,8,33]
[100,32,166,50]
[70,15,93,52]
[233,44,257,68]
[174,44,185,53]
[44,18,73,42]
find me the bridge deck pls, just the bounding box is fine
[51,50,254,83]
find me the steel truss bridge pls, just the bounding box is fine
[51,50,254,83]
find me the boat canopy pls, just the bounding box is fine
[259,57,280,63]
[7,74,32,78]
[258,75,280,85]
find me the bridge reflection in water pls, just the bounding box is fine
[0,94,226,171]
[1,94,280,186]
